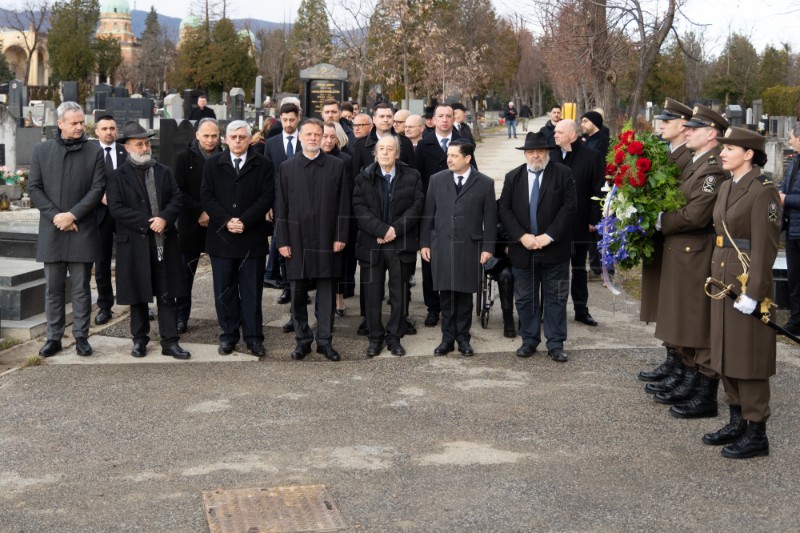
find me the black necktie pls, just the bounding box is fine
[455,175,463,194]
[381,173,391,223]
[104,146,114,173]
[234,158,242,175]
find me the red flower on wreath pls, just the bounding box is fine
[606,163,617,175]
[619,164,631,176]
[636,157,652,172]
[613,174,624,187]
[614,150,626,165]
[627,141,644,155]
[629,171,647,188]
[620,130,635,145]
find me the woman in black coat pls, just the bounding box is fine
[322,121,355,315]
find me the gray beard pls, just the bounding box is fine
[128,151,152,165]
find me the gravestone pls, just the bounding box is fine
[105,97,154,128]
[230,88,245,120]
[163,93,184,120]
[114,84,129,98]
[725,105,743,127]
[255,75,263,109]
[183,89,204,119]
[0,105,17,171]
[158,118,197,171]
[8,80,27,123]
[62,81,79,104]
[299,63,348,119]
[95,83,113,111]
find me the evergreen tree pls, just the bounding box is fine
[94,36,122,84]
[290,0,332,69]
[47,0,100,83]
[0,50,12,81]
[208,18,258,98]
[138,7,172,94]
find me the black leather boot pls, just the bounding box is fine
[703,405,746,445]
[644,361,685,395]
[502,312,516,338]
[654,366,699,405]
[638,349,679,382]
[669,375,719,418]
[721,421,769,459]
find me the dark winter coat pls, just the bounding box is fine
[28,135,106,263]
[414,127,476,193]
[107,161,185,304]
[201,148,274,258]
[420,168,498,293]
[780,154,800,240]
[350,129,415,178]
[582,126,610,158]
[274,152,351,280]
[539,120,557,147]
[174,140,221,254]
[352,161,424,265]
[550,141,604,243]
[92,140,127,226]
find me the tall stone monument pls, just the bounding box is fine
[299,64,349,119]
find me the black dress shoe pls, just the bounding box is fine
[424,311,439,327]
[575,313,598,326]
[357,318,369,336]
[388,343,406,356]
[434,341,454,356]
[263,278,281,289]
[218,342,235,355]
[366,340,384,357]
[95,308,112,325]
[335,308,346,317]
[277,288,291,304]
[317,344,341,361]
[548,348,568,362]
[404,316,417,335]
[39,339,62,357]
[148,307,155,320]
[458,341,475,356]
[291,343,312,360]
[163,344,191,359]
[281,319,295,333]
[177,320,187,334]
[515,343,536,357]
[131,342,147,357]
[75,337,93,356]
[247,342,266,357]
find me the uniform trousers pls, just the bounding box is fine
[44,262,92,340]
[94,213,115,310]
[722,376,771,422]
[363,248,411,343]
[680,347,720,379]
[292,278,335,347]
[210,255,266,345]
[513,258,569,351]
[129,246,179,347]
[439,290,474,344]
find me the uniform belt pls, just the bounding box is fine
[715,235,751,250]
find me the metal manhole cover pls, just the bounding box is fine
[202,484,349,533]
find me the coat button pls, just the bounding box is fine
[685,246,690,252]
[232,203,237,208]
[721,262,725,267]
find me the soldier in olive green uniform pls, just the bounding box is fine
[638,98,694,383]
[702,128,780,458]
[647,106,730,419]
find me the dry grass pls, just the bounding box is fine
[22,355,45,367]
[0,338,22,352]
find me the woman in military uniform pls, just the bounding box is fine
[704,127,781,459]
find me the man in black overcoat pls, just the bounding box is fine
[351,103,415,176]
[498,132,576,363]
[174,117,221,333]
[92,114,127,326]
[420,140,497,356]
[107,122,190,359]
[552,119,604,326]
[275,118,351,362]
[353,136,424,357]
[202,120,274,357]
[414,104,477,328]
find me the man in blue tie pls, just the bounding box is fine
[498,132,576,362]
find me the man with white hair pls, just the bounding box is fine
[28,101,106,357]
[202,121,275,357]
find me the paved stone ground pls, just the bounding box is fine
[2,121,800,531]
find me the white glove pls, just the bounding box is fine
[734,295,758,315]
[655,212,663,231]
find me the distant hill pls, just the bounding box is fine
[0,8,290,42]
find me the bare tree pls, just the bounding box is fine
[324,0,377,106]
[257,27,290,94]
[4,0,50,84]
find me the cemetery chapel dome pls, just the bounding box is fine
[100,0,130,14]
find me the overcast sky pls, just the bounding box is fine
[132,0,800,56]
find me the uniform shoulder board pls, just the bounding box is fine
[756,175,773,186]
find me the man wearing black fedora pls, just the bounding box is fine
[498,131,576,362]
[106,121,191,359]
